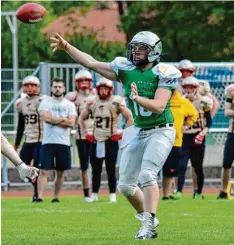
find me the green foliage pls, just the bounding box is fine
[2,195,234,245]
[120,2,234,62]
[1,1,124,68]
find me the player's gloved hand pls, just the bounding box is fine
[14,145,19,152]
[86,134,95,143]
[194,133,205,145]
[17,162,39,183]
[110,133,123,142]
[50,33,70,52]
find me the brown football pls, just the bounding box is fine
[16,3,47,24]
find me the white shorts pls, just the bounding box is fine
[118,127,176,187]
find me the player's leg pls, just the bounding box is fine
[90,143,104,201]
[105,139,118,202]
[117,137,144,212]
[76,139,91,200]
[136,127,175,239]
[31,142,42,201]
[190,144,205,199]
[53,144,72,202]
[37,144,55,201]
[1,134,23,166]
[162,147,181,199]
[173,135,191,199]
[218,133,234,199]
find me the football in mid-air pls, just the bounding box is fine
[16,3,47,24]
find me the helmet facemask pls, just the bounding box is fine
[127,31,162,66]
[96,85,113,100]
[182,85,199,100]
[75,78,92,95]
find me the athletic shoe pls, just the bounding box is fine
[193,193,204,200]
[135,212,159,227]
[51,198,60,203]
[35,198,43,203]
[217,191,228,199]
[84,197,91,202]
[135,212,158,240]
[169,191,182,200]
[162,197,169,200]
[88,193,99,202]
[109,193,117,203]
[31,196,38,203]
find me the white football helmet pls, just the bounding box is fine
[182,76,199,99]
[178,59,195,71]
[22,76,40,96]
[96,78,113,99]
[225,84,234,99]
[127,31,162,66]
[75,70,93,90]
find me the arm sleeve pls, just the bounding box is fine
[15,113,25,147]
[204,111,213,128]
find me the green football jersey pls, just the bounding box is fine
[110,57,181,128]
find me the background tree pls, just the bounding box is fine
[119,1,234,62]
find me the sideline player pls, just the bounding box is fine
[14,76,47,202]
[66,70,96,201]
[217,84,234,199]
[80,78,133,203]
[162,90,198,199]
[172,76,213,199]
[50,31,181,239]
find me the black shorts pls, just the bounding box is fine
[163,146,182,177]
[223,133,234,169]
[39,144,71,171]
[76,139,92,171]
[20,142,41,168]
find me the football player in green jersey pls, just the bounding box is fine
[50,31,181,240]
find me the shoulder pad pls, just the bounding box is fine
[112,95,126,107]
[153,63,181,88]
[110,57,135,75]
[65,91,77,102]
[200,95,213,111]
[198,80,210,95]
[225,84,234,99]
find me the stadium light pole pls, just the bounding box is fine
[1,11,18,124]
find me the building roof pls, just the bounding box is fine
[43,7,126,44]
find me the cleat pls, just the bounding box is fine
[88,193,99,202]
[135,212,158,240]
[169,191,182,200]
[35,198,43,203]
[31,196,38,202]
[109,193,117,203]
[135,212,159,228]
[193,193,204,199]
[217,191,228,199]
[51,198,60,203]
[84,197,91,202]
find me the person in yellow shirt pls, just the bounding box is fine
[162,91,198,200]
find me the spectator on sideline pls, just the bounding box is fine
[66,70,96,202]
[217,84,234,199]
[37,78,77,203]
[80,78,133,203]
[1,134,39,181]
[171,76,213,200]
[162,90,198,200]
[14,76,49,202]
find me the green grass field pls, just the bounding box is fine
[2,195,234,245]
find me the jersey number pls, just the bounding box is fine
[24,114,37,124]
[133,101,152,117]
[96,117,110,128]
